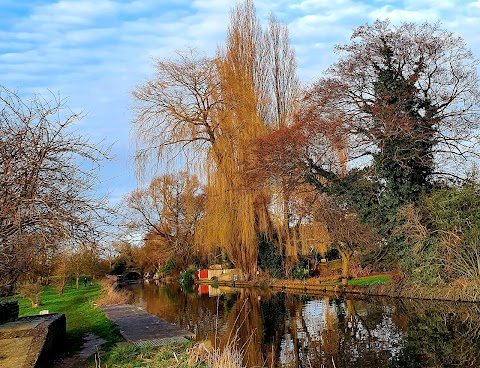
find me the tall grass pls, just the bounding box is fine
[95,277,131,306]
[207,343,245,368]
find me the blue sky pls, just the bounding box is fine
[1,0,479,204]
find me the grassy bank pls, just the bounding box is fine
[88,341,202,368]
[12,279,124,354]
[90,340,247,368]
[322,274,392,286]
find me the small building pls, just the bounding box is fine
[197,267,240,281]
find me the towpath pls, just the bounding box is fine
[100,304,194,345]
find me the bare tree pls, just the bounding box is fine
[122,172,205,271]
[0,86,112,295]
[132,49,223,177]
[302,20,480,188]
[316,196,377,283]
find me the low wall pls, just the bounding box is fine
[198,269,242,281]
[0,313,66,368]
[0,301,19,324]
[34,313,67,368]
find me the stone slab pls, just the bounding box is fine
[101,304,194,342]
[0,314,65,368]
[0,336,32,367]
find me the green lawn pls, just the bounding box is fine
[348,274,391,285]
[322,274,391,286]
[11,279,124,354]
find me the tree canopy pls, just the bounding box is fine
[0,86,111,294]
[130,2,480,284]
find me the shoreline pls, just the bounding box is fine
[196,277,480,303]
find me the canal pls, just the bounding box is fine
[124,281,480,367]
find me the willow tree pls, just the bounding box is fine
[196,0,267,278]
[132,1,299,278]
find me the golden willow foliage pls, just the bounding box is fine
[197,0,269,277]
[298,222,330,257]
[132,0,302,277]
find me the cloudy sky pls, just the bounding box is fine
[1,0,479,204]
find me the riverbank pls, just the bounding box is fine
[2,280,124,367]
[4,279,247,368]
[199,273,480,302]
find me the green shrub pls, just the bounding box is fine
[179,269,195,292]
[211,276,219,288]
[293,260,309,280]
[257,233,283,278]
[162,256,176,276]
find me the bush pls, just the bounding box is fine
[162,256,176,276]
[96,278,131,306]
[293,258,309,280]
[179,269,196,292]
[18,282,42,307]
[257,233,283,278]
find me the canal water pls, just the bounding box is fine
[125,281,480,367]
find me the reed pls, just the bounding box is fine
[208,343,245,368]
[95,278,131,306]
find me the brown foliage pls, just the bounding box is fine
[96,278,131,306]
[131,1,300,278]
[123,173,205,271]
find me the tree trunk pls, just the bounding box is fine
[338,248,352,285]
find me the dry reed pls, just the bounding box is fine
[95,277,131,306]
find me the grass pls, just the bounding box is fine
[321,274,392,286]
[91,340,248,368]
[89,341,206,368]
[348,274,391,285]
[11,279,124,354]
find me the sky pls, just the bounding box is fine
[1,0,480,205]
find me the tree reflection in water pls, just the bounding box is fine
[130,282,480,367]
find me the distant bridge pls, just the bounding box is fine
[118,267,142,283]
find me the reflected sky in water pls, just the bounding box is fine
[124,282,480,367]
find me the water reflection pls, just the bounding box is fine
[126,282,480,367]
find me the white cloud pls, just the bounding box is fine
[28,0,119,26]
[1,0,480,202]
[369,6,440,23]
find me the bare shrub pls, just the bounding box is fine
[349,261,373,278]
[208,343,245,368]
[18,282,42,307]
[186,342,245,368]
